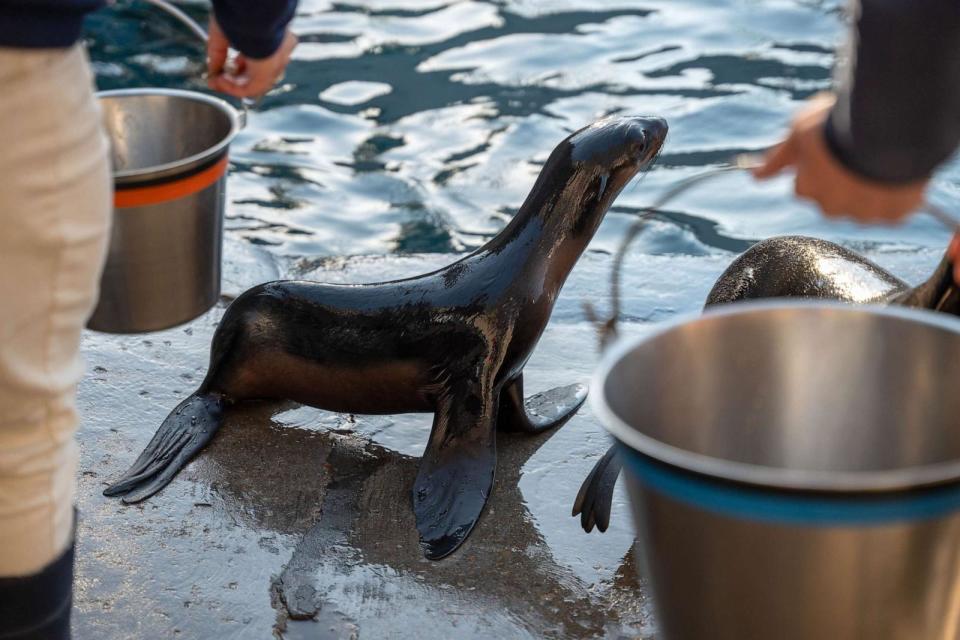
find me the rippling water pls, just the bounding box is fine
[87,0,959,265]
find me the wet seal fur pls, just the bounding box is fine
[104,116,669,559]
[573,235,960,533]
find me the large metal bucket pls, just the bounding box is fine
[87,88,240,333]
[594,302,960,640]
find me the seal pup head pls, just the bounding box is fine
[518,116,667,236]
[566,115,667,183]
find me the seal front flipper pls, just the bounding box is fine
[413,382,497,560]
[497,375,588,433]
[572,445,622,533]
[103,393,224,503]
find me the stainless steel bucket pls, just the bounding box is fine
[87,88,240,333]
[593,301,960,640]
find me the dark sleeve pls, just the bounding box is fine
[824,0,960,183]
[211,0,297,59]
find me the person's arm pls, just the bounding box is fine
[826,0,960,184]
[206,0,298,99]
[755,1,960,222]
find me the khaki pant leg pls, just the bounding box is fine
[0,44,111,577]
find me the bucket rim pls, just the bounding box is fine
[96,88,240,185]
[592,300,960,493]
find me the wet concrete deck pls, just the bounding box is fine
[73,239,943,639]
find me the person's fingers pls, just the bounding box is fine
[223,53,247,77]
[214,71,279,99]
[879,203,919,223]
[794,168,846,219]
[793,184,848,219]
[235,60,288,98]
[817,193,849,219]
[752,135,797,179]
[206,74,230,95]
[206,17,229,79]
[209,29,297,98]
[240,73,273,98]
[753,94,834,181]
[208,73,251,98]
[246,31,296,97]
[857,201,898,223]
[874,187,925,223]
[794,164,813,199]
[819,199,848,218]
[840,191,923,224]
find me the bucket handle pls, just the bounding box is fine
[134,0,252,128]
[590,154,960,349]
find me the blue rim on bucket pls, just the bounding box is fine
[592,300,960,495]
[621,446,960,525]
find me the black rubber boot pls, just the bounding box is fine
[0,540,75,640]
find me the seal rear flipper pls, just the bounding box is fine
[103,393,224,503]
[497,375,588,433]
[413,385,497,560]
[572,445,622,533]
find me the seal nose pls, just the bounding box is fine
[642,117,668,146]
[625,117,668,158]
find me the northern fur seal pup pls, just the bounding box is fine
[104,115,669,559]
[574,235,959,533]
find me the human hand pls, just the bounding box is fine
[753,93,928,223]
[206,17,297,99]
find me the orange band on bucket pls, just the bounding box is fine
[114,155,229,208]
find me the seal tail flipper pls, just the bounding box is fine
[572,445,622,533]
[103,392,224,503]
[414,383,497,560]
[498,375,588,433]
